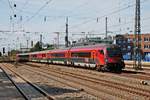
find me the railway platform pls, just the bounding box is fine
[0,68,24,100]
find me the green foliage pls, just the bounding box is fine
[30,41,43,52]
[9,50,19,55]
[45,44,54,50]
[30,41,55,52]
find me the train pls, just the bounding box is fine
[16,44,125,72]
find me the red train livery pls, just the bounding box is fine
[17,44,125,72]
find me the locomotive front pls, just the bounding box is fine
[105,45,125,72]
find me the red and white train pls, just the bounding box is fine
[17,44,125,72]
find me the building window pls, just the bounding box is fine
[123,48,126,50]
[117,40,122,44]
[127,39,131,43]
[127,52,131,55]
[144,37,149,42]
[144,45,149,49]
[128,46,131,50]
[123,40,126,43]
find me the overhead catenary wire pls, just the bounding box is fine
[1,0,148,39]
[23,0,53,24]
[4,0,150,26]
[16,0,29,15]
[7,14,150,34]
[60,0,91,17]
[67,15,150,35]
[69,0,149,30]
[7,0,14,13]
[5,0,150,31]
[14,0,135,22]
[69,4,135,30]
[69,0,149,32]
[13,0,148,26]
[100,16,150,33]
[24,0,91,18]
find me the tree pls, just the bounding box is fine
[30,41,43,52]
[45,44,54,50]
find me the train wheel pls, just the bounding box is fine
[64,61,67,65]
[95,65,101,71]
[71,62,74,66]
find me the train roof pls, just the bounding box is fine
[17,50,50,55]
[71,43,116,49]
[17,48,70,55]
[17,53,30,56]
[17,44,117,55]
[29,50,50,54]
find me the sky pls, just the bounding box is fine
[0,0,150,53]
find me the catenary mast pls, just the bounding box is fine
[133,0,142,69]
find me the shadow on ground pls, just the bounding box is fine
[38,84,81,96]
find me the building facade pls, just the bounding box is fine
[72,37,113,46]
[115,33,150,61]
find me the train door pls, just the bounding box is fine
[92,50,96,59]
[29,54,31,61]
[97,49,105,65]
[67,50,71,64]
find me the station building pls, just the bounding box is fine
[115,33,150,61]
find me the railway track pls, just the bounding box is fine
[26,62,150,81]
[6,63,116,100]
[14,63,150,100]
[1,64,54,100]
[22,62,150,89]
[126,66,150,70]
[119,71,150,80]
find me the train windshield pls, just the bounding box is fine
[107,47,122,57]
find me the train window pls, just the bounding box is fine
[19,55,29,58]
[42,54,46,57]
[107,47,122,57]
[99,50,104,55]
[32,55,37,58]
[48,54,51,57]
[51,53,65,57]
[71,52,91,58]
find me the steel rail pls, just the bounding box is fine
[1,64,54,100]
[25,63,150,98]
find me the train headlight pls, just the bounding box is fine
[105,59,108,63]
